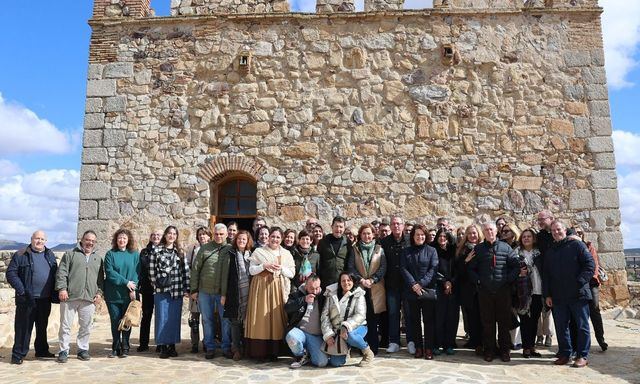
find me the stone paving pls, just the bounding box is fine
[1,311,639,384]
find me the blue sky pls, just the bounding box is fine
[0,1,639,246]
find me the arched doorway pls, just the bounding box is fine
[198,155,265,232]
[210,175,257,231]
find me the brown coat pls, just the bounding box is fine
[352,245,387,314]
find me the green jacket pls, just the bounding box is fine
[190,241,231,296]
[104,249,140,303]
[55,245,104,302]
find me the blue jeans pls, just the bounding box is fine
[198,292,231,353]
[328,325,369,367]
[286,328,328,367]
[552,299,591,358]
[387,288,413,344]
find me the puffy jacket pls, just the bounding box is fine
[542,238,595,305]
[190,241,231,296]
[55,245,104,302]
[6,246,58,305]
[468,240,519,293]
[400,244,439,300]
[321,283,367,340]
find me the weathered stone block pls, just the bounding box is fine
[585,84,608,101]
[79,181,110,200]
[569,189,593,209]
[84,113,105,129]
[77,220,111,245]
[598,231,624,252]
[564,51,591,67]
[86,79,116,97]
[85,98,103,113]
[594,189,620,208]
[282,142,318,158]
[590,170,617,189]
[589,209,621,231]
[87,64,104,80]
[586,137,613,153]
[104,62,134,78]
[513,176,542,190]
[83,130,103,148]
[79,200,98,219]
[351,166,375,182]
[244,121,271,134]
[104,96,127,112]
[98,200,120,219]
[591,117,612,136]
[430,169,449,183]
[80,165,98,181]
[104,130,127,147]
[588,101,611,117]
[594,153,616,169]
[82,148,109,164]
[547,119,573,136]
[280,205,305,222]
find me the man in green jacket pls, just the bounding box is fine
[55,230,104,363]
[190,223,232,359]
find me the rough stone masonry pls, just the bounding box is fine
[81,0,628,306]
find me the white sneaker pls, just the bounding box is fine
[290,353,310,369]
[407,341,416,355]
[387,343,400,353]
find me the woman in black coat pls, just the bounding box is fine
[223,230,253,360]
[432,228,460,355]
[400,224,439,360]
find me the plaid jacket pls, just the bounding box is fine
[149,245,190,299]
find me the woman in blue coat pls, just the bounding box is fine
[400,224,439,360]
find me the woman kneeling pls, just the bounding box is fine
[320,272,373,367]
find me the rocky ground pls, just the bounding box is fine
[1,301,639,384]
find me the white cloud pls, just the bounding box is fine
[290,0,316,12]
[613,130,640,248]
[0,169,80,246]
[404,0,432,9]
[0,159,22,177]
[0,92,76,155]
[601,0,640,89]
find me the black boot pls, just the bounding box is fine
[169,344,178,357]
[159,345,170,359]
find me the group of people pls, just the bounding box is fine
[7,209,606,369]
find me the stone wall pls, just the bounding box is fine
[82,1,628,305]
[171,0,290,15]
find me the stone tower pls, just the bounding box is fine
[80,0,629,306]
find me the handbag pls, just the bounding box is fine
[118,300,142,331]
[417,288,438,301]
[321,296,354,356]
[597,265,608,282]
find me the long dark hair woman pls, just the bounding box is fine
[104,228,139,358]
[455,224,484,354]
[223,230,254,361]
[432,228,459,355]
[320,272,373,367]
[347,223,386,355]
[400,224,439,359]
[514,228,543,358]
[149,225,190,359]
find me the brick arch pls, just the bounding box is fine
[197,155,265,184]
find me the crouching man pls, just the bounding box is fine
[285,274,327,368]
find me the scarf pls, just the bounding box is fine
[358,240,376,274]
[236,249,251,320]
[297,246,313,284]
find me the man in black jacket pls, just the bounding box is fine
[543,221,595,368]
[137,229,162,352]
[469,222,520,363]
[6,231,58,364]
[284,275,326,368]
[317,216,354,289]
[380,215,413,354]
